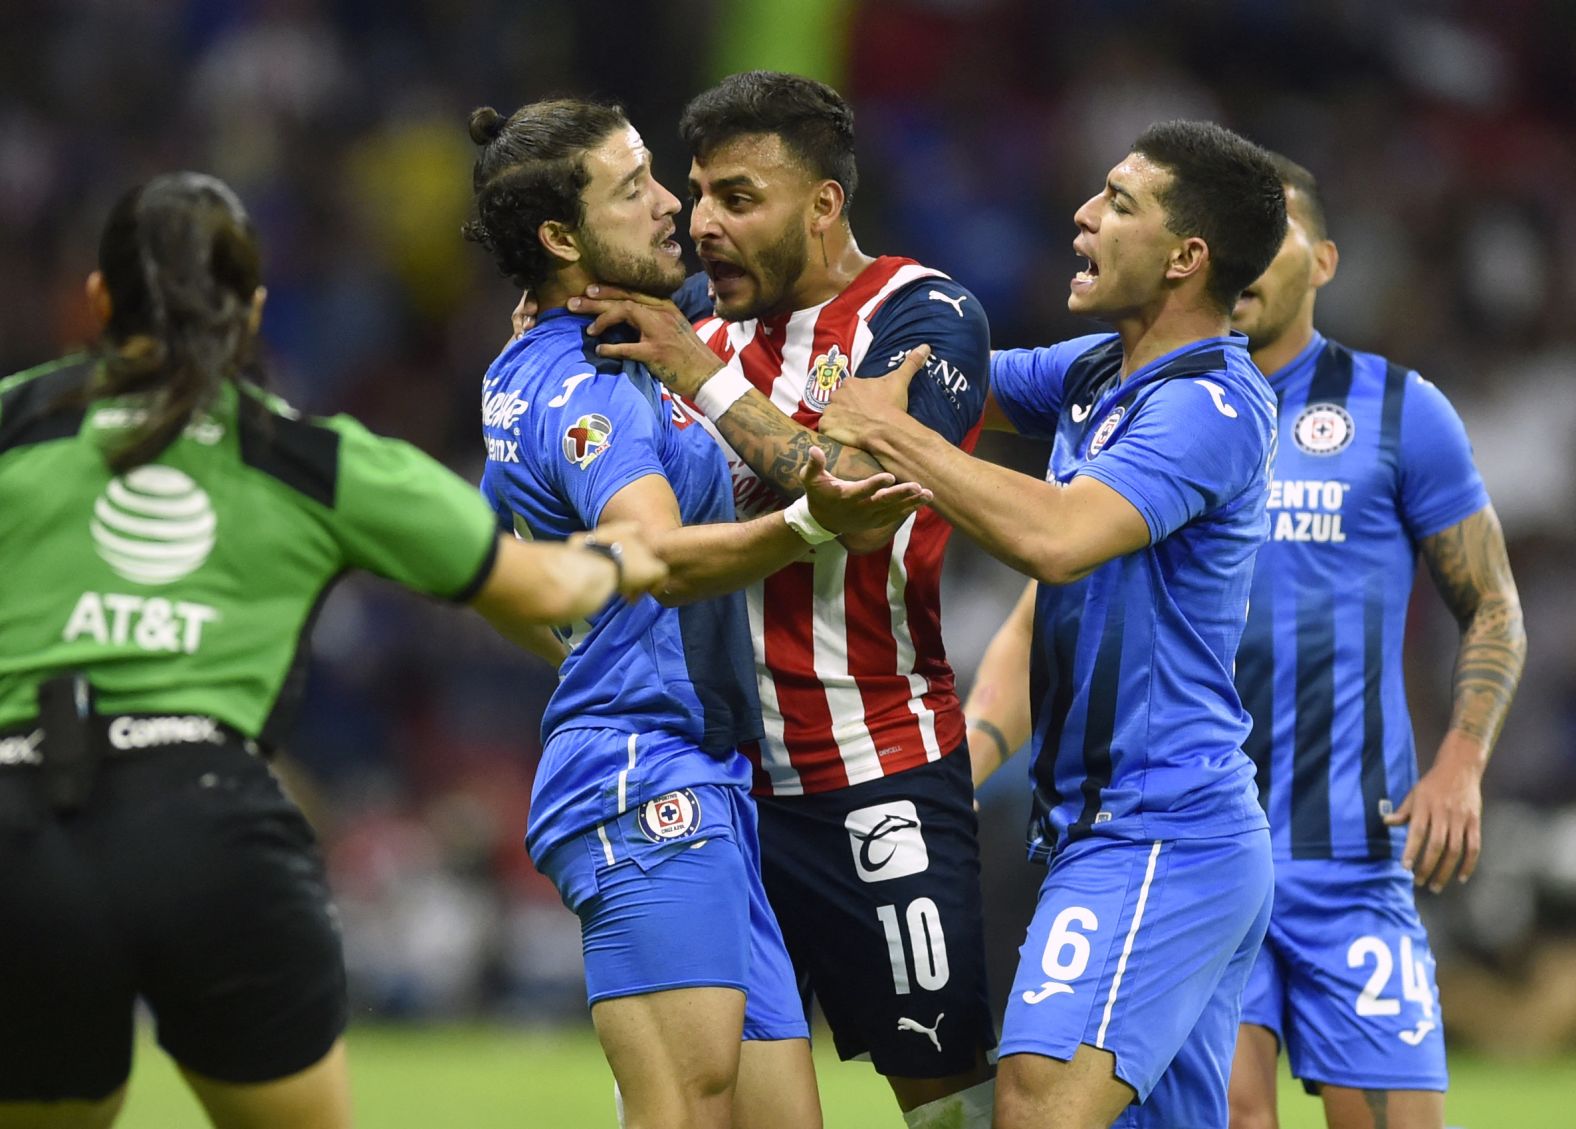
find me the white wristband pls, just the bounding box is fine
[783,495,839,545]
[692,362,753,419]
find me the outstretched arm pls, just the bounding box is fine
[599,446,930,606]
[1388,505,1526,891]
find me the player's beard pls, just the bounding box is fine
[721,218,808,322]
[579,226,687,299]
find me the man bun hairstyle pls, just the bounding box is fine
[1132,120,1287,313]
[94,172,263,472]
[462,99,629,290]
[679,71,858,215]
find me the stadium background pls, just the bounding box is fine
[3,0,1573,1123]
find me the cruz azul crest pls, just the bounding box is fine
[804,344,850,411]
[637,789,702,843]
[1293,402,1355,456]
[1087,405,1127,457]
[562,413,613,469]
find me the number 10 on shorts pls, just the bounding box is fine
[876,898,950,994]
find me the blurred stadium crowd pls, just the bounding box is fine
[3,0,1573,1050]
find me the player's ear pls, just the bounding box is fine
[1311,238,1339,290]
[1166,236,1210,285]
[809,179,845,235]
[539,219,582,267]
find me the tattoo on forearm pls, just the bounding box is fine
[1362,1090,1389,1129]
[1421,507,1526,747]
[719,392,885,496]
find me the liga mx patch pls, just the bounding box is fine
[803,344,850,411]
[1293,402,1355,456]
[637,789,703,843]
[563,413,613,469]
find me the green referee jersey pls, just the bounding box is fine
[0,356,499,740]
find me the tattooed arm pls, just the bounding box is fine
[1385,505,1526,891]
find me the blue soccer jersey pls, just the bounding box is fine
[479,308,761,861]
[991,333,1277,858]
[1236,333,1489,861]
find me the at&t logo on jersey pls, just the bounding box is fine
[91,465,216,585]
[637,789,702,842]
[562,413,613,469]
[804,344,850,410]
[845,800,929,883]
[1293,402,1355,456]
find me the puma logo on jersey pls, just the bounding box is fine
[896,1012,944,1052]
[927,290,968,317]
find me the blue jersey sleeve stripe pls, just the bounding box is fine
[1290,590,1336,857]
[1359,581,1393,858]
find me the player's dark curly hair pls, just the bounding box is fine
[1132,121,1287,313]
[680,71,858,215]
[463,100,629,290]
[93,172,264,472]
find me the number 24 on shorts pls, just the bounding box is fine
[1349,933,1437,1045]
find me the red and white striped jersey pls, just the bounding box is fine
[685,256,990,796]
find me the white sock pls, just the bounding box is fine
[902,1079,995,1129]
[613,1080,626,1128]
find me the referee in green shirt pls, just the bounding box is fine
[0,173,665,1129]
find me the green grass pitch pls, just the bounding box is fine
[113,1022,1574,1127]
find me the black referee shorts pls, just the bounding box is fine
[0,735,347,1101]
[755,744,996,1078]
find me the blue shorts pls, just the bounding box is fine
[536,781,807,1042]
[1241,857,1447,1092]
[1001,830,1273,1128]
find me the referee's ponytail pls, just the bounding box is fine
[93,173,263,472]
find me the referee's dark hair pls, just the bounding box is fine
[680,71,859,217]
[1132,121,1287,314]
[464,100,629,290]
[95,173,263,472]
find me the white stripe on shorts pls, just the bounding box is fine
[1096,839,1163,1048]
[595,822,616,867]
[616,733,637,814]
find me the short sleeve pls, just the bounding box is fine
[327,414,498,600]
[989,334,1112,439]
[1397,373,1489,540]
[532,369,668,529]
[1076,376,1270,544]
[856,278,990,447]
